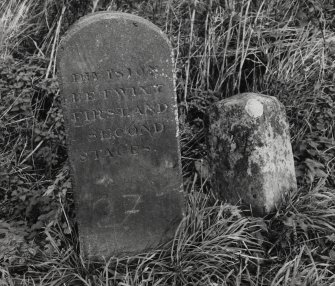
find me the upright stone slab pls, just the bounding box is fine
[209,93,297,216]
[57,12,184,258]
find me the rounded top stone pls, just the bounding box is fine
[56,11,175,89]
[58,12,171,52]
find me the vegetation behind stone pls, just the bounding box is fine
[0,0,335,285]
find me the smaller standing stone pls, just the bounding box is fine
[209,93,297,216]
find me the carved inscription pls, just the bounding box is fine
[65,84,164,104]
[67,68,169,151]
[92,194,143,228]
[71,64,159,83]
[65,63,174,225]
[79,144,154,162]
[88,122,165,141]
[71,104,168,126]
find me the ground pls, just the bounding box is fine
[0,0,335,285]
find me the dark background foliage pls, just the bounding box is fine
[0,0,335,284]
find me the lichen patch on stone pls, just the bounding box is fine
[245,98,264,118]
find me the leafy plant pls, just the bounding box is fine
[1,0,335,285]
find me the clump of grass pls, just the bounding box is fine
[268,182,335,250]
[264,179,335,284]
[7,184,264,285]
[268,245,335,286]
[1,0,335,285]
[0,0,35,57]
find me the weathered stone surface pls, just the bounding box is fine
[209,93,297,215]
[57,12,184,258]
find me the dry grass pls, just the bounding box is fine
[0,0,36,58]
[3,185,266,286]
[1,0,335,285]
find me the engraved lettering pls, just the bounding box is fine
[88,150,100,160]
[134,64,158,77]
[92,198,115,228]
[154,84,163,93]
[83,73,90,82]
[75,109,105,123]
[136,65,145,76]
[69,91,96,103]
[158,103,168,113]
[105,109,115,117]
[92,72,98,81]
[101,88,124,101]
[100,129,112,141]
[93,109,105,121]
[148,65,158,75]
[115,70,123,78]
[106,148,115,158]
[138,86,150,95]
[83,110,92,122]
[114,88,126,100]
[120,108,129,117]
[86,91,95,101]
[93,193,142,229]
[139,124,152,136]
[68,84,165,105]
[78,144,157,163]
[79,152,88,162]
[126,87,136,97]
[130,145,139,155]
[72,73,81,82]
[72,71,99,82]
[101,89,111,100]
[115,128,124,137]
[144,104,155,115]
[122,194,141,215]
[71,112,83,123]
[134,106,144,115]
[127,125,138,136]
[70,103,168,126]
[70,64,159,84]
[107,69,123,79]
[107,70,112,79]
[117,145,127,155]
[81,121,166,142]
[154,122,164,133]
[88,131,97,141]
[71,93,79,103]
[127,67,131,78]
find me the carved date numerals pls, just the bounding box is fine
[92,194,142,228]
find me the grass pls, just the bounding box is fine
[2,187,266,285]
[0,0,34,58]
[0,0,335,285]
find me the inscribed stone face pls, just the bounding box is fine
[57,12,184,258]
